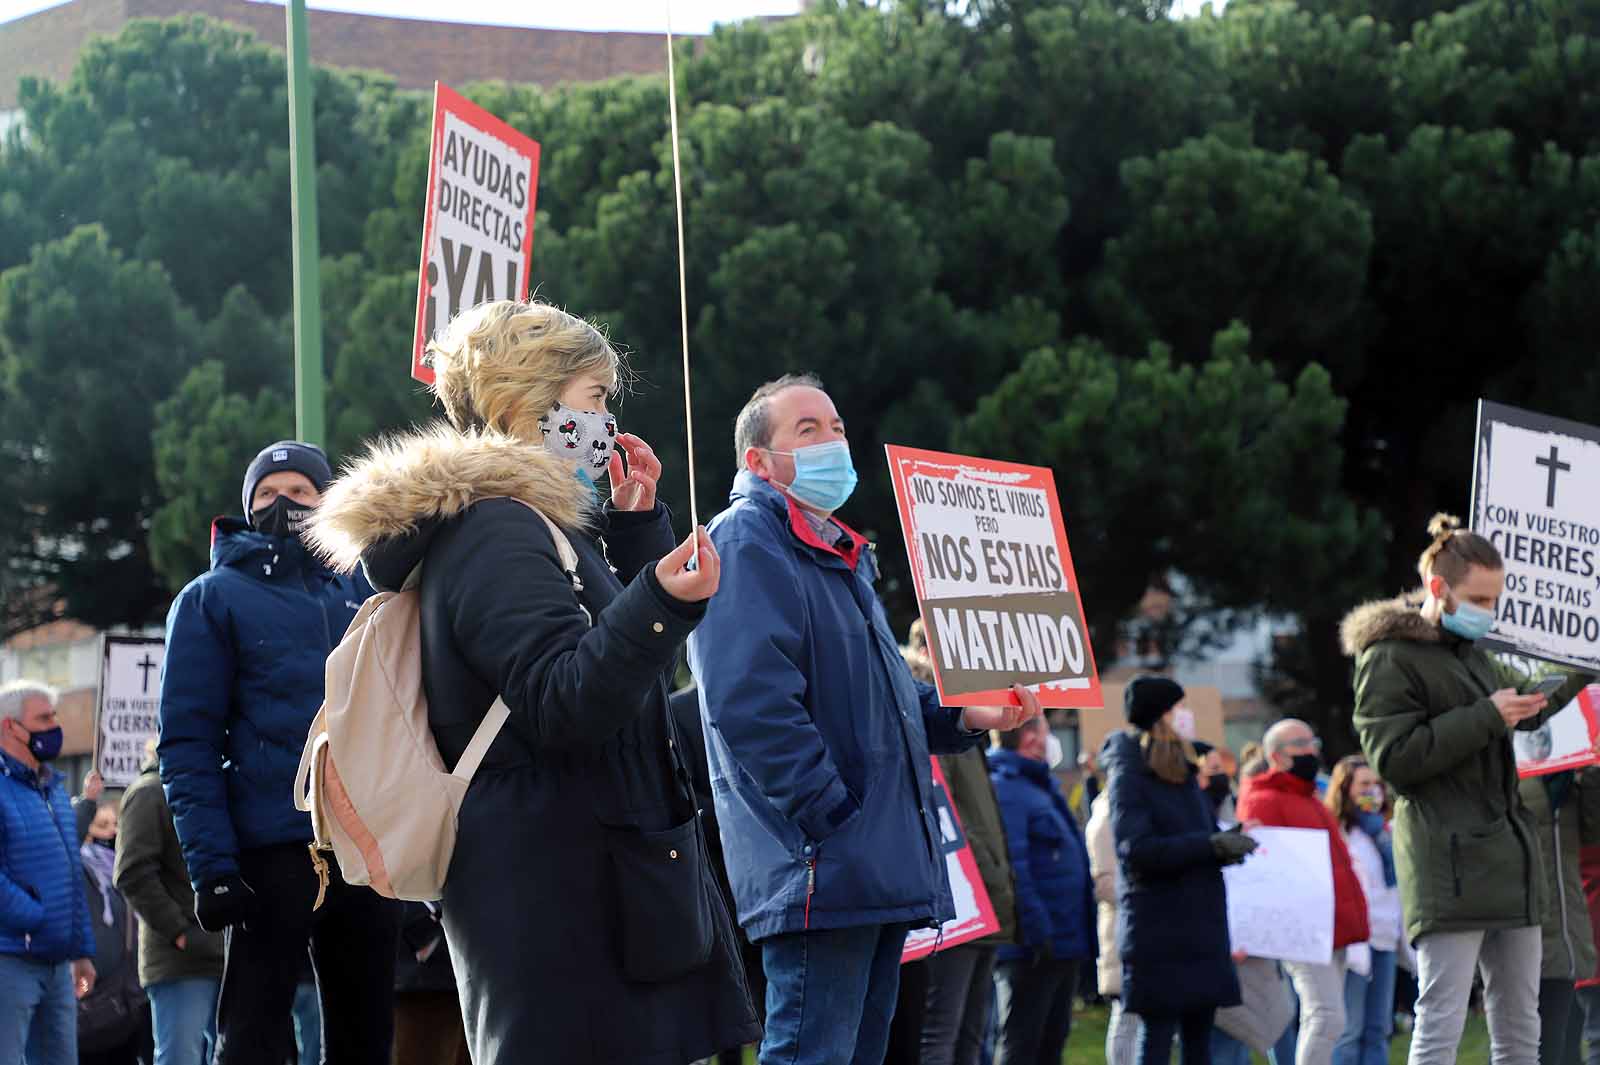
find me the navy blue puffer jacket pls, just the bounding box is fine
[159,519,371,888]
[1102,728,1240,1016]
[0,753,95,962]
[988,748,1096,963]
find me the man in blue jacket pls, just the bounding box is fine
[988,715,1096,1065]
[160,441,395,1065]
[0,680,95,1065]
[690,375,1041,1065]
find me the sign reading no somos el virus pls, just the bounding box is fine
[1471,401,1600,673]
[412,83,541,384]
[885,445,1102,708]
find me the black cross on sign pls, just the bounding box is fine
[1535,445,1572,508]
[136,653,158,694]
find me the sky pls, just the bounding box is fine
[0,0,802,34]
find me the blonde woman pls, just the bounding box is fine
[311,300,760,1065]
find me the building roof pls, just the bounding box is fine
[1,0,687,110]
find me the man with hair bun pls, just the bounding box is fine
[1345,513,1588,1065]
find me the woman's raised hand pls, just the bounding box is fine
[655,527,720,603]
[608,433,661,512]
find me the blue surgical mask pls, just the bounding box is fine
[767,441,858,513]
[1441,599,1496,642]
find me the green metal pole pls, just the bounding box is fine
[286,0,324,447]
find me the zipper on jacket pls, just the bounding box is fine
[804,859,816,930]
[1450,833,1462,898]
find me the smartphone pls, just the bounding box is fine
[1526,676,1566,698]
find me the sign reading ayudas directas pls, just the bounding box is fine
[411,83,541,384]
[886,445,1102,708]
[1471,401,1600,673]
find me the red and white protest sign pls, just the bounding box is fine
[1516,685,1600,778]
[886,445,1103,709]
[412,83,541,384]
[903,758,1000,962]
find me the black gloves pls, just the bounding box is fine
[195,874,257,932]
[1210,831,1259,866]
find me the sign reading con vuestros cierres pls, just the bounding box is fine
[1472,401,1600,673]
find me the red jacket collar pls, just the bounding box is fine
[785,496,864,570]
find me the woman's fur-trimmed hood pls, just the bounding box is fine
[1339,590,1440,657]
[307,422,592,575]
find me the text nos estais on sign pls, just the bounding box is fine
[884,444,1103,710]
[412,82,542,385]
[1471,400,1600,673]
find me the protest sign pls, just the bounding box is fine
[1471,401,1600,672]
[885,445,1102,708]
[1515,685,1600,778]
[903,757,1000,962]
[1223,826,1334,965]
[96,636,165,787]
[412,83,541,384]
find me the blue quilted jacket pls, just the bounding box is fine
[160,518,371,888]
[0,752,95,962]
[988,748,1096,962]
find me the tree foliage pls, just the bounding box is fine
[2,0,1596,739]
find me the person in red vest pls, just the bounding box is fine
[1236,718,1370,1065]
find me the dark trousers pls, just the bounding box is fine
[884,959,930,1065]
[995,957,1079,1065]
[215,845,399,1065]
[1137,1008,1214,1065]
[922,944,999,1065]
[1538,978,1578,1065]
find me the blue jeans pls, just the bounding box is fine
[759,923,911,1065]
[0,954,77,1065]
[147,977,221,1065]
[1210,1026,1252,1065]
[1333,950,1396,1065]
[292,981,321,1065]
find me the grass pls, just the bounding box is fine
[1067,1004,1493,1063]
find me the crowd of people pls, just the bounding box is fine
[0,295,1595,1065]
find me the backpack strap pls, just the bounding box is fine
[449,503,590,784]
[452,698,510,782]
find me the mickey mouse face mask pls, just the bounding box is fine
[539,403,618,478]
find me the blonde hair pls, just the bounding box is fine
[1417,512,1502,586]
[427,299,625,440]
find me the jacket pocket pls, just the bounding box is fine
[604,817,715,983]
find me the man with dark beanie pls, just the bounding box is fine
[159,440,397,1065]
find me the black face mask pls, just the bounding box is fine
[1289,753,1321,783]
[1205,775,1233,804]
[251,496,313,541]
[92,837,115,850]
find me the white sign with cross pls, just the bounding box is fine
[1471,401,1600,672]
[96,636,166,788]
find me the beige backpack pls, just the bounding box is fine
[293,503,584,906]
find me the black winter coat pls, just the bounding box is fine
[312,427,760,1065]
[1101,729,1240,1017]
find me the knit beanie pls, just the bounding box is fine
[1124,674,1186,732]
[242,441,333,521]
